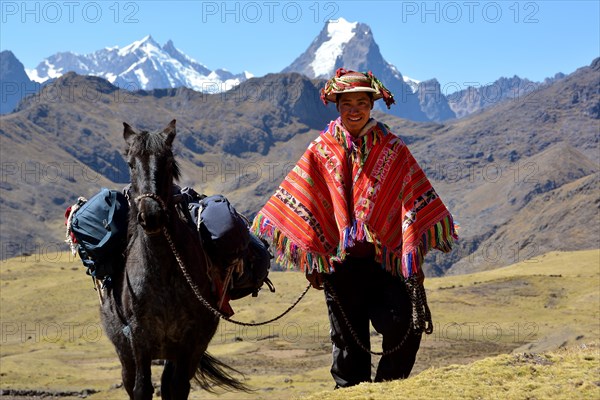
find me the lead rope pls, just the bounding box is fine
[323,278,433,357]
[135,192,311,327]
[412,280,434,335]
[157,216,311,327]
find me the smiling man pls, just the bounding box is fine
[253,68,458,388]
[336,90,373,136]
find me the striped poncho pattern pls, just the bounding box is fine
[252,117,458,279]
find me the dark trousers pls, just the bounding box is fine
[324,256,422,387]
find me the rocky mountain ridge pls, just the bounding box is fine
[1,57,598,275]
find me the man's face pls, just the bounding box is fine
[337,92,373,137]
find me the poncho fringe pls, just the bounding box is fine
[252,213,456,280]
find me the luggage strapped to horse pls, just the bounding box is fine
[65,188,129,302]
[179,188,275,300]
[66,186,276,303]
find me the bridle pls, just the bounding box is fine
[134,192,168,212]
[127,191,170,235]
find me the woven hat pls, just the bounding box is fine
[320,68,396,109]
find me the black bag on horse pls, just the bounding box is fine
[193,194,250,266]
[66,188,129,280]
[228,233,274,300]
[181,188,275,299]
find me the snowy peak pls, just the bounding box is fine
[284,17,380,79]
[117,34,159,57]
[161,39,211,76]
[310,18,358,77]
[283,19,437,121]
[27,37,248,92]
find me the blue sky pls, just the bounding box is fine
[1,1,598,90]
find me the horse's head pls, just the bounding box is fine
[123,119,181,235]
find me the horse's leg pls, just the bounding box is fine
[131,350,154,400]
[100,295,138,398]
[160,361,174,400]
[170,358,193,400]
[116,347,136,398]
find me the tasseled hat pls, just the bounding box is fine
[320,68,396,109]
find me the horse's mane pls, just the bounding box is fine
[125,129,181,181]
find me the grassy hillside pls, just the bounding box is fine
[0,249,598,399]
[304,343,600,400]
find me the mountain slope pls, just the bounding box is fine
[1,58,598,275]
[373,57,600,274]
[0,50,39,114]
[27,35,250,92]
[448,150,599,275]
[0,72,337,257]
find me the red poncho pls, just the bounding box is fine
[252,118,457,279]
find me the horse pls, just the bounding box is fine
[99,120,246,399]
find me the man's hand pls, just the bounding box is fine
[306,270,324,290]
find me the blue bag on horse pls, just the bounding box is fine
[195,194,250,266]
[69,188,129,279]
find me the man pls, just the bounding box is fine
[252,68,457,388]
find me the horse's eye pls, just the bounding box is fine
[127,162,134,170]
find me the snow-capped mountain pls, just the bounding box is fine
[27,35,251,92]
[282,17,454,122]
[283,18,380,79]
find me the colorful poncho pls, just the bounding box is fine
[252,117,457,279]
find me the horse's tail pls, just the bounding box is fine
[195,352,250,393]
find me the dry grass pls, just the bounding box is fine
[303,343,600,400]
[1,249,598,399]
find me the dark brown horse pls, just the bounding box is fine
[100,120,246,399]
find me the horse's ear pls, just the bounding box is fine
[164,119,176,147]
[123,122,137,144]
